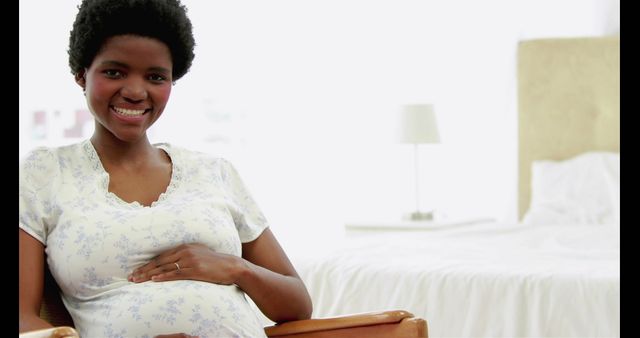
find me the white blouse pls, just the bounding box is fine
[19,140,269,338]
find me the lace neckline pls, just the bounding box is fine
[82,139,182,209]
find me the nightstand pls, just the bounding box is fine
[344,217,495,232]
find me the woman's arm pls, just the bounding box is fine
[19,229,54,332]
[236,228,313,323]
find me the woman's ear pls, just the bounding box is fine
[75,69,86,90]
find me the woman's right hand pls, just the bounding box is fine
[129,243,244,285]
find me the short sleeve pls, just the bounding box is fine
[219,159,269,243]
[19,148,60,244]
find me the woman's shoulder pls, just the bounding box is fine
[20,141,84,169]
[19,141,87,187]
[21,146,55,165]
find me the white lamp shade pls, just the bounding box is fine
[397,104,440,144]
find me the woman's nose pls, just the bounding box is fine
[120,78,148,101]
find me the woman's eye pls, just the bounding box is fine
[103,69,123,78]
[148,74,167,82]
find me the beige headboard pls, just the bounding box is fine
[518,36,620,220]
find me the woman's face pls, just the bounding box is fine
[77,34,173,143]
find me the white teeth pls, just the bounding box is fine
[113,107,146,116]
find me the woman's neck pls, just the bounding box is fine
[90,133,161,169]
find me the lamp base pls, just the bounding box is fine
[403,211,435,221]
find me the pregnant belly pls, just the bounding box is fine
[65,280,266,338]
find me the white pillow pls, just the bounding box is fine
[522,152,620,226]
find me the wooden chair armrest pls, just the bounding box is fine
[19,326,79,338]
[265,310,426,337]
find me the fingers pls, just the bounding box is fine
[130,262,183,282]
[150,267,184,282]
[129,243,217,283]
[129,261,182,282]
[129,251,182,282]
[149,262,186,282]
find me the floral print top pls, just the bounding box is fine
[19,140,269,338]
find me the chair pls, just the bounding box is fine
[23,267,427,338]
[264,310,427,338]
[18,327,79,338]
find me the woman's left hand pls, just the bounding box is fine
[128,243,245,285]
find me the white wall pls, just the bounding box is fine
[19,0,619,251]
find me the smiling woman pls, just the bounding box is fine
[77,35,173,145]
[18,1,312,337]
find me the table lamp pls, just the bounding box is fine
[397,104,440,221]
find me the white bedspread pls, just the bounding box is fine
[289,222,620,338]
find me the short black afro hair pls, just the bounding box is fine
[68,0,195,81]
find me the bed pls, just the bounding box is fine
[288,36,620,338]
